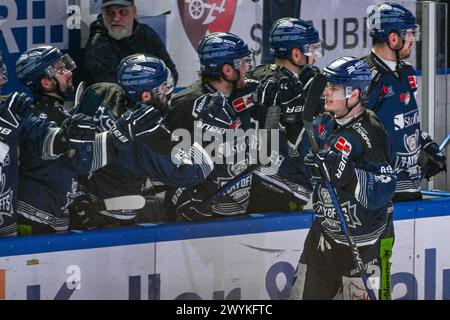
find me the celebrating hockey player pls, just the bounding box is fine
[14,46,98,234]
[71,53,213,228]
[363,2,446,201]
[164,32,258,220]
[246,17,323,212]
[289,57,396,300]
[0,47,107,236]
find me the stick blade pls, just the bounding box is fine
[75,81,86,105]
[104,195,146,211]
[302,74,327,123]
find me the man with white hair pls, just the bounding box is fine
[0,51,7,93]
[84,0,178,86]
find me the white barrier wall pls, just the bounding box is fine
[1,199,450,300]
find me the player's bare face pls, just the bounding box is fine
[400,37,414,59]
[103,5,136,40]
[323,84,347,117]
[236,55,254,88]
[52,61,75,95]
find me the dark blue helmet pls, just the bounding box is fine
[117,53,174,101]
[269,18,321,59]
[16,45,76,90]
[197,32,252,76]
[323,56,372,97]
[367,2,420,42]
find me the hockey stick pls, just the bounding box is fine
[439,133,450,152]
[421,190,450,197]
[302,74,377,300]
[103,195,146,211]
[75,81,86,106]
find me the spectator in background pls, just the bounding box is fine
[0,51,7,93]
[83,0,178,86]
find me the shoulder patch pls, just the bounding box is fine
[335,136,352,155]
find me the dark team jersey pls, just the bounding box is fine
[165,79,256,217]
[312,110,396,246]
[245,64,314,203]
[363,52,433,194]
[75,83,213,220]
[0,93,104,235]
[17,94,104,231]
[74,83,147,220]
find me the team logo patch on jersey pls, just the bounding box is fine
[335,137,352,155]
[400,92,411,106]
[318,124,326,135]
[231,93,254,112]
[408,75,417,89]
[381,85,395,99]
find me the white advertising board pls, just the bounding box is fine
[0,243,156,300]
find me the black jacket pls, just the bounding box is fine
[84,15,178,86]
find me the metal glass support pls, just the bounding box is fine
[421,1,436,190]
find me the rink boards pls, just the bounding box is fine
[0,197,449,300]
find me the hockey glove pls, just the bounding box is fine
[418,142,447,180]
[252,79,278,108]
[54,114,96,155]
[110,103,163,150]
[68,192,92,230]
[278,65,320,124]
[0,92,34,143]
[193,92,238,129]
[305,150,356,191]
[297,64,321,88]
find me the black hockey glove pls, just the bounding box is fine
[252,79,278,107]
[193,92,238,128]
[298,64,321,88]
[305,150,356,191]
[68,192,92,230]
[54,114,96,155]
[0,92,34,143]
[418,142,447,180]
[110,103,163,150]
[278,65,320,124]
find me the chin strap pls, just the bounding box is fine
[334,93,361,120]
[220,69,239,91]
[386,32,405,75]
[288,57,305,70]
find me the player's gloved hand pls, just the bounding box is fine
[252,78,278,107]
[68,192,92,230]
[298,64,321,88]
[175,185,216,222]
[305,150,356,191]
[418,142,447,180]
[10,92,35,119]
[54,113,96,155]
[193,92,238,129]
[276,68,305,124]
[278,65,320,124]
[110,103,163,150]
[0,92,34,142]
